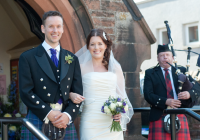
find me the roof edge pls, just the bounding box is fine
[123,0,156,44]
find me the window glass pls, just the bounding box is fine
[189,26,198,42]
[162,31,168,44]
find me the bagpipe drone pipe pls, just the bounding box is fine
[164,21,200,108]
[163,21,200,134]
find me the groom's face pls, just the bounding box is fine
[41,16,64,48]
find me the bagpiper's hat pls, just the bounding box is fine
[157,44,171,54]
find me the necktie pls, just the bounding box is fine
[164,69,174,99]
[50,48,63,104]
[50,48,58,67]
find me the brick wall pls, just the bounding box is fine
[82,0,129,44]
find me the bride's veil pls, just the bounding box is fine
[75,45,134,131]
[75,45,94,75]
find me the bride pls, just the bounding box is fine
[70,29,134,140]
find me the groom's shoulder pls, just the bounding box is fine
[20,46,37,57]
[20,44,41,59]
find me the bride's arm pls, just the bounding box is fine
[69,92,85,104]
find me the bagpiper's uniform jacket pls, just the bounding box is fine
[144,65,200,122]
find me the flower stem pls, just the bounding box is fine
[110,120,122,132]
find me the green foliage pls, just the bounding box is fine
[65,54,74,64]
[0,80,22,140]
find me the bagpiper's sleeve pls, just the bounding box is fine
[188,75,200,103]
[180,70,200,108]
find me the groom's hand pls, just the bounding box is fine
[69,92,85,104]
[52,113,69,129]
[47,110,61,122]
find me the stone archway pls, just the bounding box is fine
[14,0,94,138]
[22,0,90,53]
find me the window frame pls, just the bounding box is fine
[158,28,169,45]
[185,22,200,46]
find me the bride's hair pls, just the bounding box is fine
[86,29,113,70]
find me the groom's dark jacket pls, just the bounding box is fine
[19,44,83,121]
[144,65,200,122]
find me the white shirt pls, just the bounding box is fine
[42,41,60,60]
[42,41,72,124]
[160,66,178,100]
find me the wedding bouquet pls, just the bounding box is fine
[101,96,129,132]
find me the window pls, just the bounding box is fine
[185,22,200,46]
[158,28,169,45]
[188,26,198,42]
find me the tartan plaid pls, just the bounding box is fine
[148,114,191,140]
[164,69,174,98]
[21,110,78,140]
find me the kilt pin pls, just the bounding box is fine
[144,65,200,140]
[19,43,83,139]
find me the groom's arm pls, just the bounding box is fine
[64,56,83,122]
[19,53,52,121]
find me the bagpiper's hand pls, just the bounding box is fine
[165,99,181,109]
[69,92,85,104]
[178,91,190,100]
[112,114,122,122]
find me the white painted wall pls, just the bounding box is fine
[0,3,24,94]
[136,0,200,76]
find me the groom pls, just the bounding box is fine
[19,11,82,139]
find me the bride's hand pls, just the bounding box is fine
[113,114,121,122]
[69,92,85,104]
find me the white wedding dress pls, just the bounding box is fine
[80,72,124,140]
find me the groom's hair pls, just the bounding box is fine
[42,11,63,26]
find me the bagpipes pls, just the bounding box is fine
[164,20,200,82]
[164,20,199,99]
[163,21,199,133]
[173,47,200,83]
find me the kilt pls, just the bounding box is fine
[21,110,78,140]
[148,114,190,140]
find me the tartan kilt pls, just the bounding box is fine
[148,114,190,140]
[21,110,78,140]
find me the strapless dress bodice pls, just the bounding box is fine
[80,72,123,140]
[82,72,117,105]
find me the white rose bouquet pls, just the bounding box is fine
[101,96,129,132]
